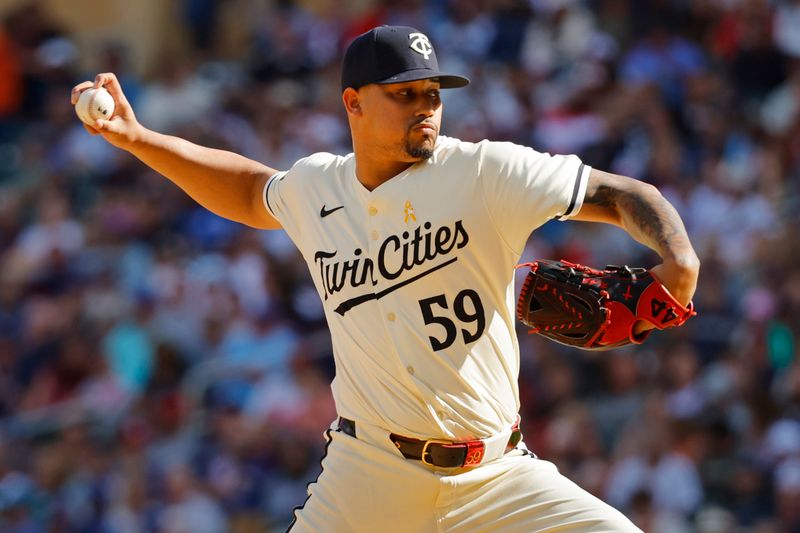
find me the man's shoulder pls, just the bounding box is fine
[436,135,479,154]
[271,152,352,200]
[434,136,539,165]
[432,135,485,165]
[436,136,538,153]
[290,151,353,175]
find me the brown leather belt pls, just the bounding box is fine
[337,417,522,468]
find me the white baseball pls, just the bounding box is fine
[75,87,115,125]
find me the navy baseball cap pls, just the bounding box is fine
[341,25,470,92]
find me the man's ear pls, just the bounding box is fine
[342,88,361,115]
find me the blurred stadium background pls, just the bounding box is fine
[1,0,800,531]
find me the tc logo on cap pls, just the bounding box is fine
[409,32,433,60]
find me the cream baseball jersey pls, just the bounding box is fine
[263,136,589,441]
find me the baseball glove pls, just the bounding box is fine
[516,259,695,350]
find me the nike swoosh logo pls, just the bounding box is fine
[320,205,345,218]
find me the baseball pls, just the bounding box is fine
[75,87,115,125]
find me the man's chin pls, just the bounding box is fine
[405,137,436,160]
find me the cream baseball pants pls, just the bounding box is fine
[288,419,642,532]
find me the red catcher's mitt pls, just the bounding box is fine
[516,259,695,350]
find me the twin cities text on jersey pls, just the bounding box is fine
[313,220,470,315]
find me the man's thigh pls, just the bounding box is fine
[441,451,643,533]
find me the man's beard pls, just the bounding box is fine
[405,138,435,160]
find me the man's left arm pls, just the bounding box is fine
[570,168,700,309]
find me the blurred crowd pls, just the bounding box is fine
[1,0,800,531]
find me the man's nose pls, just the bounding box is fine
[415,97,437,117]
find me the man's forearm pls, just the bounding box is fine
[578,169,699,305]
[71,73,280,229]
[609,182,697,267]
[126,127,278,228]
[600,182,700,305]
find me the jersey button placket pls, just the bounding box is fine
[368,205,379,241]
[366,203,380,245]
[366,199,407,380]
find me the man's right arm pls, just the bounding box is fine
[71,73,281,230]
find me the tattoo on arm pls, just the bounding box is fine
[585,177,693,260]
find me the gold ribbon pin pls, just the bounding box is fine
[404,200,417,224]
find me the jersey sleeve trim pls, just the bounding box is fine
[262,171,287,218]
[555,163,590,220]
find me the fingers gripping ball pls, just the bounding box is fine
[75,87,115,125]
[516,259,695,350]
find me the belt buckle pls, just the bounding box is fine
[421,439,451,466]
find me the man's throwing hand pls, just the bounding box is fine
[70,72,142,149]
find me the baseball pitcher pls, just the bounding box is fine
[72,25,699,533]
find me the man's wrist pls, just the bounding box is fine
[120,123,150,152]
[663,254,700,278]
[656,255,699,307]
